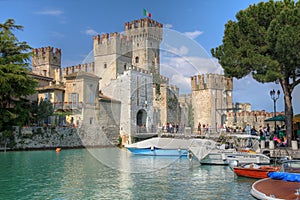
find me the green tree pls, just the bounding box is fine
[36,99,54,125]
[0,19,37,132]
[211,0,300,146]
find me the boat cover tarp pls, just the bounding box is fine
[189,139,216,160]
[268,172,300,182]
[125,138,215,150]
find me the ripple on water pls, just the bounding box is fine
[0,148,256,200]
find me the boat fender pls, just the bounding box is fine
[221,153,226,161]
[151,146,154,151]
[188,150,193,161]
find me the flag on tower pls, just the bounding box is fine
[143,9,152,18]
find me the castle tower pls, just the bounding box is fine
[93,32,132,90]
[124,18,163,84]
[191,74,233,131]
[32,46,61,82]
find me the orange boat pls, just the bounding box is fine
[233,164,280,179]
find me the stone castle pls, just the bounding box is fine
[191,74,233,130]
[31,18,186,144]
[30,18,276,145]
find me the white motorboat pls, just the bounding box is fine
[189,134,271,165]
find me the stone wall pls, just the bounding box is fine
[225,110,285,131]
[1,126,119,151]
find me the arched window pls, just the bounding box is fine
[135,56,139,63]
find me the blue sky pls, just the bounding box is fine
[1,0,299,114]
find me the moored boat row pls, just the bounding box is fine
[125,134,271,165]
[124,134,300,199]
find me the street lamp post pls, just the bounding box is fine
[270,89,280,130]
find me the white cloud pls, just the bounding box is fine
[162,55,223,76]
[164,24,173,29]
[183,30,203,39]
[163,45,189,56]
[35,9,63,16]
[160,54,223,94]
[85,29,98,36]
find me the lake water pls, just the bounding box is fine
[0,148,256,199]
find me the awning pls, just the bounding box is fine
[264,114,285,122]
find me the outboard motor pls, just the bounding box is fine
[229,160,238,171]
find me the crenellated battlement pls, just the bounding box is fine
[32,46,61,58]
[93,32,129,46]
[62,62,95,78]
[160,75,169,83]
[31,46,61,80]
[227,110,276,117]
[93,32,132,59]
[127,65,149,74]
[32,46,61,67]
[191,73,233,91]
[124,18,163,30]
[124,18,163,41]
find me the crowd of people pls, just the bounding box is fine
[197,123,211,135]
[162,123,182,133]
[245,123,287,147]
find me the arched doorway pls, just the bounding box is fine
[136,109,147,127]
[221,114,227,127]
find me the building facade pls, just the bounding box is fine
[191,74,233,132]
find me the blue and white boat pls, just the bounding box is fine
[125,137,215,157]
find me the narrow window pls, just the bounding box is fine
[135,57,139,63]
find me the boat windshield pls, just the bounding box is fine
[282,161,300,173]
[216,134,260,152]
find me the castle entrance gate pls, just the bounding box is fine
[136,109,147,127]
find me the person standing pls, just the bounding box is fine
[197,122,201,134]
[245,124,251,135]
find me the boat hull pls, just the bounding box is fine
[234,166,280,179]
[200,153,228,165]
[251,178,300,200]
[126,147,188,157]
[200,152,270,165]
[125,137,214,157]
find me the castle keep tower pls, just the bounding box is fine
[191,74,233,131]
[32,46,61,82]
[93,18,163,90]
[93,32,132,89]
[125,18,163,84]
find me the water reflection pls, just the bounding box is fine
[88,147,180,173]
[0,149,256,199]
